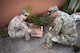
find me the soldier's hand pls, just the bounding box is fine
[29,23,36,28]
[49,27,52,31]
[31,30,37,35]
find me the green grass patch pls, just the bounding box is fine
[0,28,8,37]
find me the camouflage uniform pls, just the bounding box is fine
[45,6,78,48]
[8,9,32,41]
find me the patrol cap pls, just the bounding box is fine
[48,6,58,12]
[20,9,29,16]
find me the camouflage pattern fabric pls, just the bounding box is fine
[8,16,32,41]
[45,11,78,48]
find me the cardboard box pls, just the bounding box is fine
[31,26,43,38]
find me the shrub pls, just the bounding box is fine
[26,13,53,26]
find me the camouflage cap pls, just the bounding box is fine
[48,6,58,12]
[20,9,29,16]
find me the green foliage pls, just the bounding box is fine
[24,5,54,26]
[43,16,53,25]
[26,13,53,26]
[32,16,44,26]
[61,0,70,12]
[0,28,8,37]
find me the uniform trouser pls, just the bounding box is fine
[14,30,31,41]
[45,32,77,48]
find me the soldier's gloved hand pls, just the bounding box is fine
[31,30,37,35]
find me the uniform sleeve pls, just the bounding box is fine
[50,17,63,35]
[21,21,32,33]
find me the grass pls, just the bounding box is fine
[0,27,8,37]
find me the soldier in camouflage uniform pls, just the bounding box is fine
[42,6,79,50]
[8,9,36,41]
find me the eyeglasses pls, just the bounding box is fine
[48,10,56,13]
[25,15,27,16]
